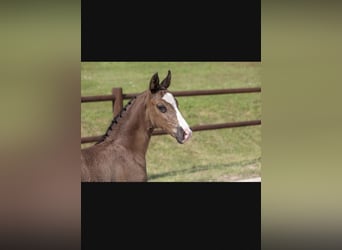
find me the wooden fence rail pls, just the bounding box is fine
[81,87,261,144]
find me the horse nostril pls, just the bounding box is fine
[184,129,192,141]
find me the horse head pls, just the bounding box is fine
[147,70,192,144]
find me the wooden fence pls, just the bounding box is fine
[81,87,261,144]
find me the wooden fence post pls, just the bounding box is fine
[112,88,123,117]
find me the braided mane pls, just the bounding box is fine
[95,96,137,144]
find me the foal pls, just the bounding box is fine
[81,71,192,182]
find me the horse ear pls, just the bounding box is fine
[160,70,171,89]
[149,72,160,93]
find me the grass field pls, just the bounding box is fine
[81,62,261,181]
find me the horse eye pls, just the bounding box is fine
[157,104,167,113]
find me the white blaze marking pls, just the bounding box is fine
[162,93,192,140]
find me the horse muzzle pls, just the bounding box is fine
[176,126,192,144]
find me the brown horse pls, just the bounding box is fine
[81,70,192,182]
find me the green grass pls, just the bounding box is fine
[81,62,261,181]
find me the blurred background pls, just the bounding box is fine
[0,1,80,249]
[262,1,342,249]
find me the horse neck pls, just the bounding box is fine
[104,91,153,155]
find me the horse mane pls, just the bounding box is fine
[95,95,137,144]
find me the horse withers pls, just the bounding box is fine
[81,70,192,182]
